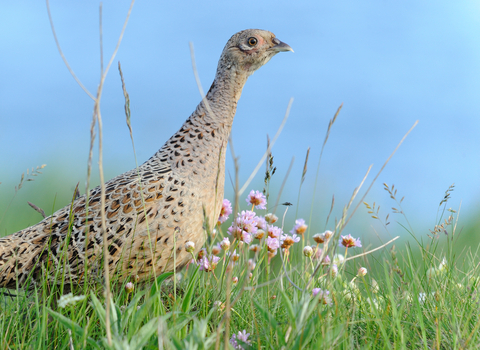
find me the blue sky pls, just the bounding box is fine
[1,1,479,239]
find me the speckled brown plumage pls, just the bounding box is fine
[0,29,292,289]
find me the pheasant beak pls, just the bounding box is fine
[270,38,294,53]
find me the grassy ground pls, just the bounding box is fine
[0,176,479,349]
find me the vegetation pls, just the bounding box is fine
[1,3,479,348]
[0,172,478,349]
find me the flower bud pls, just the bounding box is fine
[333,254,345,266]
[330,264,338,278]
[232,277,238,284]
[185,241,195,253]
[357,267,367,277]
[303,246,313,257]
[268,250,277,259]
[322,255,331,265]
[296,224,307,235]
[312,233,325,244]
[254,229,265,240]
[249,244,260,253]
[125,282,134,294]
[265,213,278,224]
[323,230,333,240]
[197,248,206,260]
[212,245,221,255]
[220,238,230,250]
[213,300,225,310]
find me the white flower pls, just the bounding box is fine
[333,254,345,265]
[58,293,86,308]
[418,292,426,304]
[438,257,447,272]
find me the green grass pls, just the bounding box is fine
[1,173,479,349]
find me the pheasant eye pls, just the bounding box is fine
[247,37,258,46]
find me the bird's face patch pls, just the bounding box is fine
[237,35,266,54]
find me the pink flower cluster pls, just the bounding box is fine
[203,190,301,274]
[227,210,261,244]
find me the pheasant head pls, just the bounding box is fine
[222,29,293,75]
[210,29,293,104]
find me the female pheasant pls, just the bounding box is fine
[0,29,292,289]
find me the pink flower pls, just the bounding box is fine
[242,231,253,244]
[267,236,280,252]
[314,248,331,265]
[281,233,301,244]
[227,225,243,240]
[323,255,331,265]
[279,232,300,249]
[230,330,251,349]
[255,216,267,230]
[322,255,332,265]
[267,225,283,238]
[312,288,332,305]
[198,255,220,272]
[228,250,240,262]
[338,234,362,248]
[290,218,307,235]
[246,190,267,210]
[218,199,233,224]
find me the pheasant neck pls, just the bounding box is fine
[197,65,249,136]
